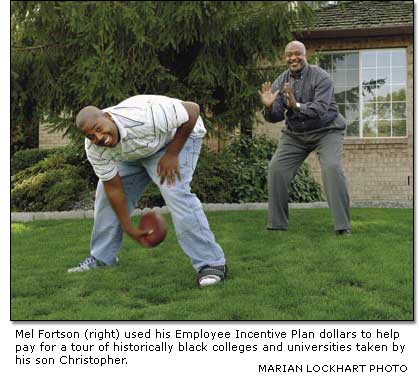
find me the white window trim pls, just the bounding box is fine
[318,48,407,139]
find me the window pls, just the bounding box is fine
[304,1,337,10]
[318,49,407,138]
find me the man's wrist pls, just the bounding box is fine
[164,147,180,158]
[123,223,136,236]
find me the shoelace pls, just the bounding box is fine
[79,257,96,267]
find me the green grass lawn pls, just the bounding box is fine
[11,208,413,321]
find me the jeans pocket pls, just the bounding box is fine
[179,145,191,170]
[190,138,202,172]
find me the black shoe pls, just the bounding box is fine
[266,226,288,231]
[336,229,351,236]
[197,265,228,287]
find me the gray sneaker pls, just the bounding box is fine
[67,256,119,273]
[197,265,228,288]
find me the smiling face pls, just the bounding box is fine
[81,113,119,148]
[285,41,307,73]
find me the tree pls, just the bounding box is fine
[11,1,314,149]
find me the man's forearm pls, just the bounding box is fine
[263,101,285,123]
[165,101,199,155]
[103,174,133,234]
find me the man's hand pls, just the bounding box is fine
[103,174,153,243]
[156,100,197,186]
[258,81,280,110]
[126,226,153,244]
[157,152,181,186]
[283,82,297,110]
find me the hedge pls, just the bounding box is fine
[11,147,59,175]
[11,145,95,211]
[11,136,323,212]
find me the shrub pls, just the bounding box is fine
[11,145,94,212]
[136,145,235,209]
[224,136,276,203]
[289,163,323,203]
[16,144,96,182]
[11,147,58,175]
[137,136,323,207]
[191,145,235,203]
[136,183,165,209]
[52,144,98,189]
[11,136,323,212]
[223,135,323,203]
[11,165,87,211]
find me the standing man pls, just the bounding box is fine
[259,41,351,235]
[68,95,227,287]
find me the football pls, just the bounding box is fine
[138,211,168,248]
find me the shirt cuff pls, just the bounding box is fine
[298,103,307,115]
[263,108,273,120]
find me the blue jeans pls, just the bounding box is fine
[90,137,225,271]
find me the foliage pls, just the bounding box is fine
[136,183,165,209]
[224,135,276,202]
[11,1,314,150]
[11,145,95,211]
[11,135,323,211]
[12,165,87,211]
[11,147,56,175]
[191,145,235,203]
[11,123,39,156]
[136,144,236,209]
[289,163,323,202]
[224,135,323,203]
[10,61,40,155]
[137,135,323,209]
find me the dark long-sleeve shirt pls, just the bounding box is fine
[263,64,340,133]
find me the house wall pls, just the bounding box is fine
[39,124,71,149]
[256,34,413,201]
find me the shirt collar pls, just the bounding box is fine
[104,110,127,140]
[289,63,308,79]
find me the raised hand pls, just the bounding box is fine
[283,82,297,110]
[258,82,280,110]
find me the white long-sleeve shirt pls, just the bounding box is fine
[85,95,206,181]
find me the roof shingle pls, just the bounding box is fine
[301,1,413,32]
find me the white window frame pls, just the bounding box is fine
[318,48,408,139]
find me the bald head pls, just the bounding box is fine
[76,106,104,130]
[76,105,119,147]
[285,41,306,55]
[284,40,307,73]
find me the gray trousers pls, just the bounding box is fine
[267,119,350,231]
